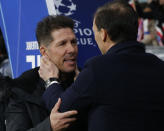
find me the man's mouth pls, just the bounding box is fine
[64,58,76,65]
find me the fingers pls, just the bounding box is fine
[62,124,70,129]
[39,55,59,80]
[41,55,51,66]
[62,118,77,124]
[50,99,78,131]
[53,98,62,112]
[40,56,49,70]
[52,98,78,118]
[74,65,80,81]
[44,52,50,60]
[62,110,78,118]
[75,64,80,74]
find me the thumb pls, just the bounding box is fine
[52,98,62,112]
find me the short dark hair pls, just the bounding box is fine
[94,0,138,43]
[36,15,74,47]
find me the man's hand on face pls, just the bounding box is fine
[39,55,59,81]
[50,98,78,131]
[74,65,80,81]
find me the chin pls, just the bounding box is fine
[61,66,76,73]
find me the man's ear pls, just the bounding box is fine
[40,45,47,56]
[100,28,107,42]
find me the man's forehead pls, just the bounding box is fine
[51,28,74,34]
[51,28,76,42]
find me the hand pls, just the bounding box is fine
[74,65,80,81]
[39,55,59,81]
[50,98,78,131]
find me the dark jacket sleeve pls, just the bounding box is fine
[42,83,65,111]
[5,98,52,131]
[42,61,95,113]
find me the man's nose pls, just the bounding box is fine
[66,42,76,53]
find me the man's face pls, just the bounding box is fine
[44,28,78,73]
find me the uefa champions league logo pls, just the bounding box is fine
[46,0,81,27]
[46,0,95,47]
[53,0,76,16]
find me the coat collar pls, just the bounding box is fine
[106,41,145,55]
[13,67,44,93]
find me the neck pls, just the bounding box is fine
[103,41,115,54]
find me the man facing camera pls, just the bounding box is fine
[6,15,85,131]
[41,0,164,131]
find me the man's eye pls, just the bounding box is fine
[59,41,66,46]
[71,39,77,45]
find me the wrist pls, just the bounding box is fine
[45,77,59,88]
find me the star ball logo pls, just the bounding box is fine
[46,0,96,46]
[54,0,76,16]
[46,0,76,16]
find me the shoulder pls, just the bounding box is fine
[13,67,41,93]
[84,55,104,67]
[84,54,118,68]
[0,76,14,102]
[14,67,40,82]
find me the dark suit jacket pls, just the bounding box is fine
[43,41,164,131]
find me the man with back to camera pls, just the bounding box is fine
[40,0,164,131]
[5,15,88,131]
